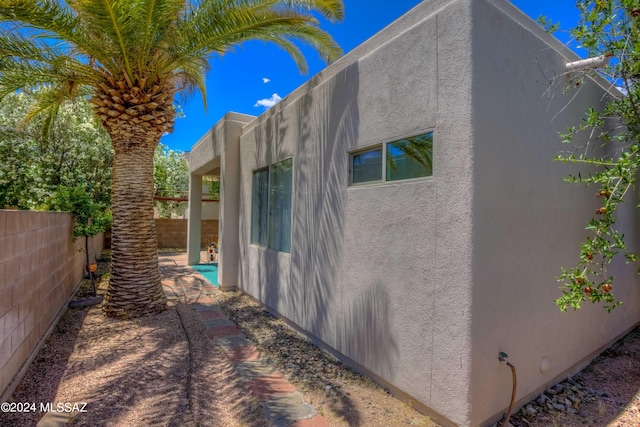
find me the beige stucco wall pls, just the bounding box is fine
[200,201,219,220]
[0,210,104,401]
[468,1,640,425]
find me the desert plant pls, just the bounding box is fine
[46,184,111,295]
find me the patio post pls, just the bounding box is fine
[187,172,202,264]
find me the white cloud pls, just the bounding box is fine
[262,77,271,84]
[254,93,282,108]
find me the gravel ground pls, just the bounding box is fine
[211,291,436,427]
[1,301,271,427]
[0,253,433,427]
[203,289,640,427]
[508,326,640,427]
[4,251,640,427]
[1,254,270,427]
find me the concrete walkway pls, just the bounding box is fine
[159,253,328,427]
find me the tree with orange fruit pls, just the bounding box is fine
[555,0,640,312]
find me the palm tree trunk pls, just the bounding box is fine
[102,140,166,317]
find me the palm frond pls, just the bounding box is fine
[174,3,342,75]
[279,0,344,21]
[0,31,51,61]
[138,0,185,71]
[19,85,65,132]
[1,1,87,57]
[68,0,136,84]
[265,20,342,64]
[68,0,188,87]
[170,56,210,109]
[0,0,344,126]
[0,1,77,39]
[0,52,102,101]
[0,1,123,74]
[37,101,60,142]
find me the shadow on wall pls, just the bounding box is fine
[253,98,291,311]
[234,59,401,421]
[337,282,399,379]
[287,63,361,337]
[278,63,399,375]
[609,182,640,317]
[292,62,398,377]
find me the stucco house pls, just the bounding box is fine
[185,0,640,425]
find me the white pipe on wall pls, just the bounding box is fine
[565,54,612,72]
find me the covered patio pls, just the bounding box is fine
[186,112,255,291]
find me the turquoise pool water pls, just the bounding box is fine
[190,263,219,287]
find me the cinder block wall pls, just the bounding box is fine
[155,219,218,248]
[0,210,104,400]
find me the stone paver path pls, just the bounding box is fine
[159,253,328,427]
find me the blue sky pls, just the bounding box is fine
[161,1,583,152]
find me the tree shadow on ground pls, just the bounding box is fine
[217,292,370,426]
[0,306,89,427]
[55,303,268,427]
[0,252,113,427]
[2,254,270,427]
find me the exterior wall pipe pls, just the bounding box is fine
[565,54,612,72]
[498,352,517,427]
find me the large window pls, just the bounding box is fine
[350,132,433,185]
[250,158,293,253]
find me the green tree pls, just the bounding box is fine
[554,0,640,312]
[206,178,220,200]
[45,184,111,295]
[0,91,113,209]
[0,0,344,317]
[154,143,188,218]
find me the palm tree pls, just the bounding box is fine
[0,0,343,317]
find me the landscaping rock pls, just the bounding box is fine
[538,394,549,405]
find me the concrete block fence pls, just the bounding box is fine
[0,210,104,401]
[155,219,218,249]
